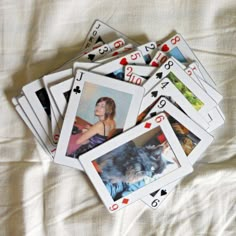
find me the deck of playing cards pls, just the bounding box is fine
[12,19,224,213]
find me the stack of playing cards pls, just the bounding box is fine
[12,20,225,213]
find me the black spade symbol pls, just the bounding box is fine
[96,36,105,44]
[156,72,163,79]
[160,189,167,196]
[151,91,158,97]
[88,54,95,61]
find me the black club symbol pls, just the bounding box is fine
[73,86,81,94]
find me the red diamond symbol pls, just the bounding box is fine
[145,122,151,128]
[122,198,129,204]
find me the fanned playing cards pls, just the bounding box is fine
[12,19,224,213]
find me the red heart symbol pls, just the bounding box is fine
[112,51,119,56]
[151,61,159,67]
[120,57,128,65]
[161,44,170,52]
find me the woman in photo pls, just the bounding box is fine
[70,97,116,159]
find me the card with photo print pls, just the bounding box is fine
[92,50,146,80]
[54,70,145,170]
[174,60,223,105]
[143,58,217,121]
[13,98,52,157]
[138,76,209,130]
[50,62,101,124]
[50,52,147,121]
[42,69,73,135]
[125,63,224,133]
[79,112,193,213]
[186,63,225,132]
[143,97,214,164]
[22,79,59,144]
[49,77,73,119]
[16,95,56,157]
[170,58,224,129]
[159,33,216,88]
[137,42,158,64]
[141,97,213,209]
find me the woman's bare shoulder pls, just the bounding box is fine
[93,121,104,128]
[104,119,116,128]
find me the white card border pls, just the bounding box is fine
[143,58,217,118]
[54,70,145,170]
[139,77,209,130]
[22,79,56,144]
[80,113,193,213]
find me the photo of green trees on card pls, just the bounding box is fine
[167,72,204,111]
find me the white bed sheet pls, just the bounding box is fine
[1,1,236,235]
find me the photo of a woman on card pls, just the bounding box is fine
[67,97,116,159]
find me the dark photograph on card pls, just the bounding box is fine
[35,88,51,120]
[92,126,181,201]
[166,113,201,156]
[106,68,124,81]
[66,82,132,159]
[63,90,71,103]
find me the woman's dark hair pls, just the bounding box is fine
[96,97,116,120]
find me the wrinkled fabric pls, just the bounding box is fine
[1,1,236,235]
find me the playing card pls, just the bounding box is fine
[172,58,221,127]
[186,63,225,132]
[142,97,213,209]
[79,112,193,213]
[82,20,139,50]
[50,62,101,124]
[206,107,225,132]
[159,33,216,88]
[149,50,168,67]
[50,51,147,119]
[126,63,224,132]
[125,63,222,109]
[138,76,209,130]
[92,50,146,80]
[144,97,214,164]
[54,70,145,170]
[137,42,158,64]
[124,65,156,81]
[50,77,73,118]
[79,38,126,62]
[73,62,99,75]
[16,95,56,157]
[96,43,134,63]
[55,41,104,72]
[143,58,217,121]
[22,79,59,144]
[175,60,223,104]
[13,100,52,157]
[42,69,73,135]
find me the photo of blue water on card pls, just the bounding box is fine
[168,47,187,63]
